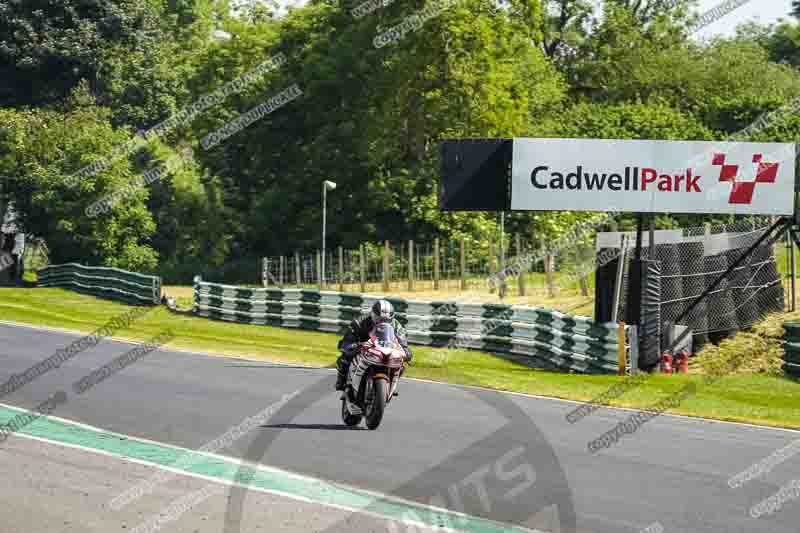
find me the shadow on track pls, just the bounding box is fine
[223,364,333,370]
[262,423,363,431]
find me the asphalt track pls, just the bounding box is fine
[1,321,800,533]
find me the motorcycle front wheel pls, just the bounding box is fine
[341,398,362,427]
[365,378,387,430]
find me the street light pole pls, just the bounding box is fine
[322,181,337,288]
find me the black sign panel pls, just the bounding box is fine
[439,139,511,211]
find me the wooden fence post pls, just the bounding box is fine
[416,243,420,289]
[295,252,301,286]
[578,246,590,297]
[460,238,467,290]
[279,256,284,286]
[516,233,525,297]
[262,258,268,288]
[360,244,366,293]
[489,240,496,279]
[544,252,557,298]
[382,240,390,292]
[434,238,440,290]
[408,240,414,292]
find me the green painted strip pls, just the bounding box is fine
[0,404,538,533]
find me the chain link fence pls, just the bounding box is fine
[601,217,786,350]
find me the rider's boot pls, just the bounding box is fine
[335,356,349,391]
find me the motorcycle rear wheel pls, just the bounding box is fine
[341,398,362,427]
[365,378,387,430]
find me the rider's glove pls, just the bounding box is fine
[342,342,359,356]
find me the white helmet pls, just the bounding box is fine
[371,299,395,324]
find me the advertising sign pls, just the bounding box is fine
[511,138,796,215]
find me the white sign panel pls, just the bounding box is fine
[511,138,796,215]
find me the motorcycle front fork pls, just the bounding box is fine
[388,376,400,400]
[343,375,399,407]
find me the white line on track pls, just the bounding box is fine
[0,401,546,533]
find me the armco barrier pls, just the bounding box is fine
[38,263,162,305]
[783,321,800,379]
[192,277,625,374]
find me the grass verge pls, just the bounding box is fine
[1,287,799,429]
[693,311,795,376]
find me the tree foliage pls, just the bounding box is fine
[0,86,158,271]
[2,0,800,281]
[747,20,800,69]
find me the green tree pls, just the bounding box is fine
[0,0,223,130]
[0,1,151,105]
[541,0,594,61]
[143,143,232,281]
[554,101,715,141]
[5,0,800,282]
[194,0,565,257]
[606,0,691,23]
[571,6,800,132]
[748,21,800,69]
[0,87,158,271]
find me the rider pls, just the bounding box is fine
[336,299,412,391]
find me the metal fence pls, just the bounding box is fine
[262,236,594,298]
[602,218,785,351]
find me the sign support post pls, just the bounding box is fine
[634,214,644,261]
[792,232,797,312]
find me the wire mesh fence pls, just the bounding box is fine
[602,217,786,350]
[262,233,599,302]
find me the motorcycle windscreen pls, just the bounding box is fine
[373,323,398,348]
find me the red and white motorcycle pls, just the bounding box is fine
[341,322,406,430]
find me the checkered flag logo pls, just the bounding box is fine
[713,153,780,204]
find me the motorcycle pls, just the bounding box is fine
[341,322,406,430]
